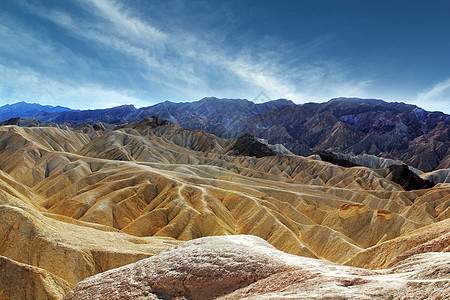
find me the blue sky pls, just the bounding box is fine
[0,0,449,112]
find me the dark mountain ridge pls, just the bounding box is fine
[0,101,73,121]
[31,104,136,125]
[1,97,448,171]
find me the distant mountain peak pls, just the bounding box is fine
[0,101,73,121]
[328,97,387,104]
[199,97,251,103]
[111,104,136,109]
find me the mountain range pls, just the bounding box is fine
[1,97,449,171]
[0,101,72,121]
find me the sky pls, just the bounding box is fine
[0,0,449,113]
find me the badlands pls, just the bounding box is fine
[0,117,448,299]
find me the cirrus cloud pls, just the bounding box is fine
[416,78,450,111]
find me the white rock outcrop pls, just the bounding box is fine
[64,235,450,299]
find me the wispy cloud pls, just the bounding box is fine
[28,1,212,92]
[219,51,373,102]
[86,0,167,43]
[0,64,147,109]
[415,78,450,111]
[1,0,376,108]
[0,16,88,75]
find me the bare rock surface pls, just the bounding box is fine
[0,123,449,298]
[64,235,450,300]
[345,218,450,269]
[0,255,71,300]
[64,235,290,299]
[385,164,435,190]
[227,133,276,158]
[421,168,450,184]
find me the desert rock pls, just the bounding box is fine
[64,235,450,300]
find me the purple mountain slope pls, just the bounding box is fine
[2,97,449,171]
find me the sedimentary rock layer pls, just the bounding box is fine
[0,122,448,298]
[64,235,450,300]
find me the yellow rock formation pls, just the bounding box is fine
[0,124,448,298]
[0,255,71,300]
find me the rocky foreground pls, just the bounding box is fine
[64,235,450,299]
